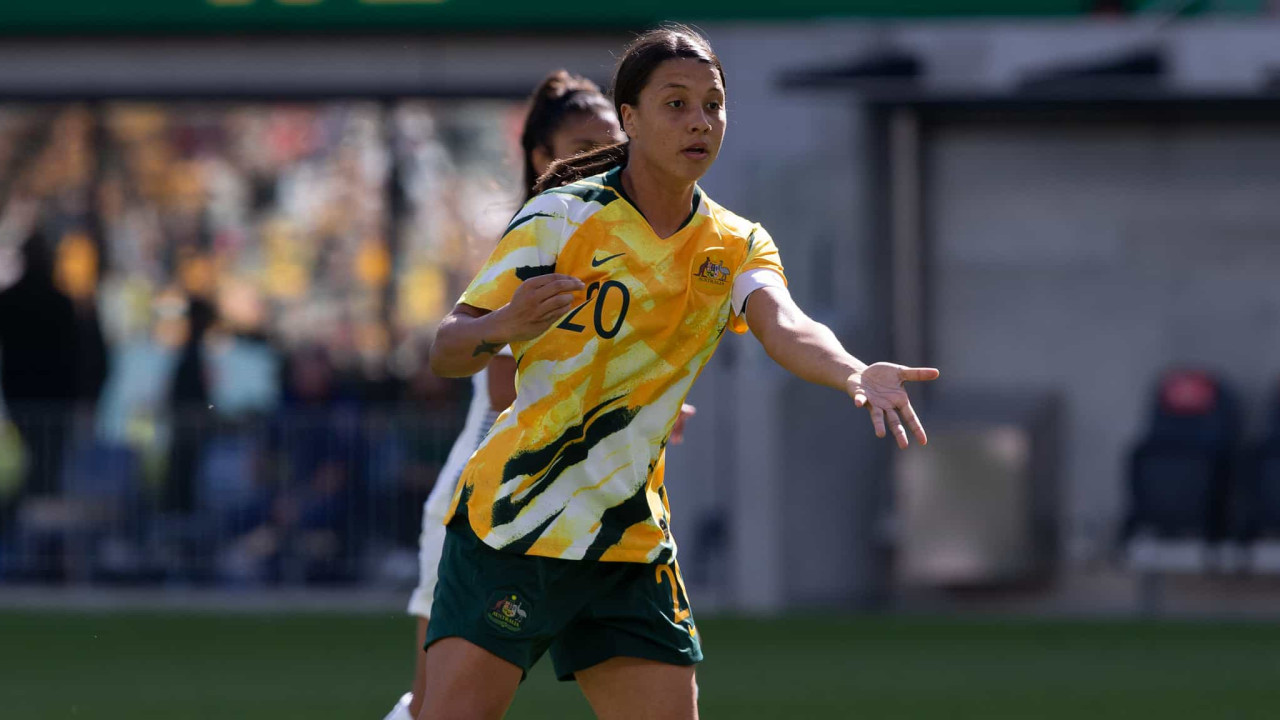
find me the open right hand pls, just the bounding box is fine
[494,273,585,342]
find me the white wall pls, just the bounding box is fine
[931,123,1280,563]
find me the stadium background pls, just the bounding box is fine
[4,1,1280,717]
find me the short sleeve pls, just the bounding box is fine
[728,225,787,334]
[458,194,573,312]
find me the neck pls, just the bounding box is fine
[619,159,695,239]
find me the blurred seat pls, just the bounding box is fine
[11,439,144,582]
[1124,369,1239,572]
[63,440,141,499]
[197,434,262,515]
[66,441,149,581]
[1236,382,1280,572]
[149,429,266,583]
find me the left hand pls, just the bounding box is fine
[669,403,697,445]
[847,363,939,449]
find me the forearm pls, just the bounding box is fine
[752,293,866,392]
[429,308,512,378]
[431,273,584,378]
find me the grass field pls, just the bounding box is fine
[3,611,1279,719]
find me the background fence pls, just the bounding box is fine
[1,406,467,588]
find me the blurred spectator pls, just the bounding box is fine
[278,343,358,484]
[392,342,469,547]
[208,329,281,419]
[95,286,186,445]
[206,345,355,584]
[163,295,216,513]
[54,231,109,406]
[275,344,358,579]
[0,231,81,499]
[208,279,280,419]
[0,99,511,585]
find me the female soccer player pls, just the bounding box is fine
[385,70,693,720]
[422,26,938,720]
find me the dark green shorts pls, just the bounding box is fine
[425,519,702,681]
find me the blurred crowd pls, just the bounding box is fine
[0,100,524,585]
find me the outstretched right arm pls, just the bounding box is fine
[429,273,584,378]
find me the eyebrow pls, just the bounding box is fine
[660,82,724,94]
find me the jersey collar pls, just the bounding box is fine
[604,166,703,237]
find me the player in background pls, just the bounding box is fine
[420,25,938,719]
[383,70,694,720]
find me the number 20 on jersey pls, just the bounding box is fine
[557,280,631,338]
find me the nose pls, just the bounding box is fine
[690,108,711,134]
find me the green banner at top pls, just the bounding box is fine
[0,0,1091,34]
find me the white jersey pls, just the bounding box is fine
[409,347,510,618]
[423,366,504,519]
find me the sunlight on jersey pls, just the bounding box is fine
[447,167,785,563]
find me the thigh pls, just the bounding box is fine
[550,558,702,681]
[419,637,521,720]
[425,520,577,676]
[575,656,698,720]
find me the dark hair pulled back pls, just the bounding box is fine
[520,70,613,201]
[532,24,724,196]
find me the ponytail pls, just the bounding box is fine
[532,141,629,197]
[520,70,612,200]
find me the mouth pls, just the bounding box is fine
[682,143,710,161]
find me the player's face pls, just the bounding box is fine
[621,58,726,184]
[550,110,624,166]
[533,109,624,178]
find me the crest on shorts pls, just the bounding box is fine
[486,591,530,633]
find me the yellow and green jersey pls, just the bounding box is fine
[447,166,786,564]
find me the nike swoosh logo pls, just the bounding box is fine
[591,252,625,267]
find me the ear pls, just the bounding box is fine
[619,103,637,140]
[530,145,554,178]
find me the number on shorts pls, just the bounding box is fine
[655,562,691,624]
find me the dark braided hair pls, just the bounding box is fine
[532,24,724,196]
[520,70,614,201]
